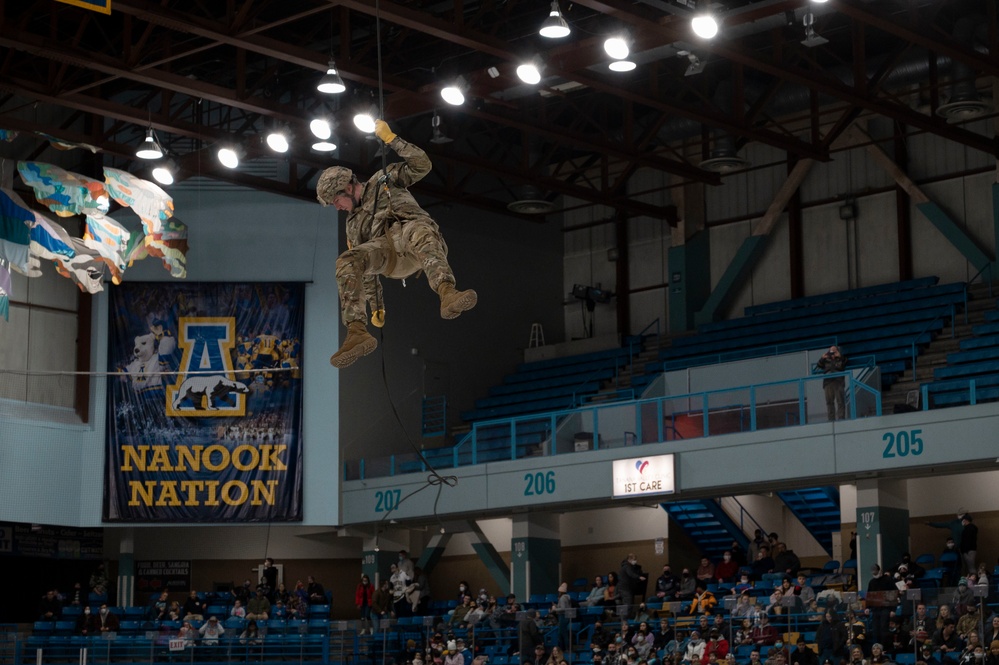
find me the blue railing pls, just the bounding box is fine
[347,370,881,480]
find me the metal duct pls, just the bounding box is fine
[936,15,992,121]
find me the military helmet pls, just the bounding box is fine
[316,166,356,206]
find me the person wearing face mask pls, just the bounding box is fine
[716,552,739,583]
[456,581,470,602]
[397,550,415,580]
[657,566,679,600]
[76,605,95,635]
[96,603,119,633]
[769,638,791,665]
[678,569,696,601]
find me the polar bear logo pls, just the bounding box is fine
[172,375,249,411]
[124,333,163,390]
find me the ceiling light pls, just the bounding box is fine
[135,129,164,160]
[312,140,338,152]
[441,77,467,106]
[265,126,290,153]
[679,51,706,76]
[151,159,176,186]
[539,1,570,39]
[516,62,542,85]
[317,59,346,94]
[691,13,719,39]
[310,117,333,140]
[801,12,828,47]
[353,107,377,133]
[603,36,630,60]
[608,60,636,72]
[810,0,828,4]
[429,112,453,145]
[217,145,243,169]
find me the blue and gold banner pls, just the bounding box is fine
[104,283,304,523]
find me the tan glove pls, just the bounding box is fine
[374,119,397,144]
[371,309,386,328]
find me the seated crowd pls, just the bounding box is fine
[30,525,997,665]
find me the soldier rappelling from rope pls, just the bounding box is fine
[316,119,478,369]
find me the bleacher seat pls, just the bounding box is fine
[33,621,55,635]
[823,561,841,573]
[53,621,76,636]
[915,553,935,566]
[308,604,330,617]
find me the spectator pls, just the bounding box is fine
[67,582,84,607]
[586,575,609,606]
[546,646,568,665]
[76,606,95,635]
[95,604,119,633]
[683,631,707,665]
[896,554,926,580]
[290,581,310,618]
[937,605,956,631]
[240,619,262,645]
[307,576,326,605]
[748,530,766,565]
[751,614,779,646]
[733,595,755,621]
[752,547,775,579]
[657,566,680,600]
[178,620,196,647]
[199,616,224,646]
[795,574,816,606]
[959,515,978,577]
[869,643,891,665]
[716,552,740,583]
[957,605,981,639]
[38,589,62,620]
[619,554,648,616]
[148,591,169,621]
[984,617,999,646]
[449,595,474,628]
[792,636,818,665]
[696,558,716,583]
[773,543,801,577]
[849,646,868,665]
[815,345,847,420]
[89,564,108,594]
[887,616,910,656]
[690,584,718,615]
[767,649,788,665]
[653,618,675,652]
[921,644,943,665]
[230,600,246,619]
[246,588,270,621]
[868,565,897,646]
[678,569,696,600]
[592,620,613,650]
[985,641,999,665]
[183,590,206,621]
[167,600,182,621]
[735,618,755,646]
[356,574,373,635]
[731,542,749,568]
[261,558,278,599]
[932,620,964,658]
[703,629,729,664]
[556,583,572,651]
[415,567,432,614]
[818,611,847,665]
[528,644,548,665]
[908,604,933,647]
[602,572,622,609]
[845,610,867,653]
[276,582,291,606]
[519,609,543,661]
[371,579,392,624]
[397,550,415,581]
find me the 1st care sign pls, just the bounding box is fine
[612,454,675,499]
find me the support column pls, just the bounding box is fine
[668,180,709,332]
[416,530,453,576]
[116,528,135,608]
[855,479,909,589]
[467,522,511,594]
[511,514,560,601]
[361,538,395,588]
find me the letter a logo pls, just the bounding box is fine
[166,317,248,417]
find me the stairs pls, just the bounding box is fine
[777,487,840,556]
[662,499,750,561]
[881,283,993,412]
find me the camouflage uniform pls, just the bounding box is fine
[333,137,455,325]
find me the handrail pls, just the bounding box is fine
[968,262,993,299]
[909,305,955,381]
[670,335,838,373]
[638,317,661,338]
[355,369,881,478]
[720,495,768,540]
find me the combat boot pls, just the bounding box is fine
[438,282,478,320]
[330,321,377,368]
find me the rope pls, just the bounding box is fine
[367,0,457,535]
